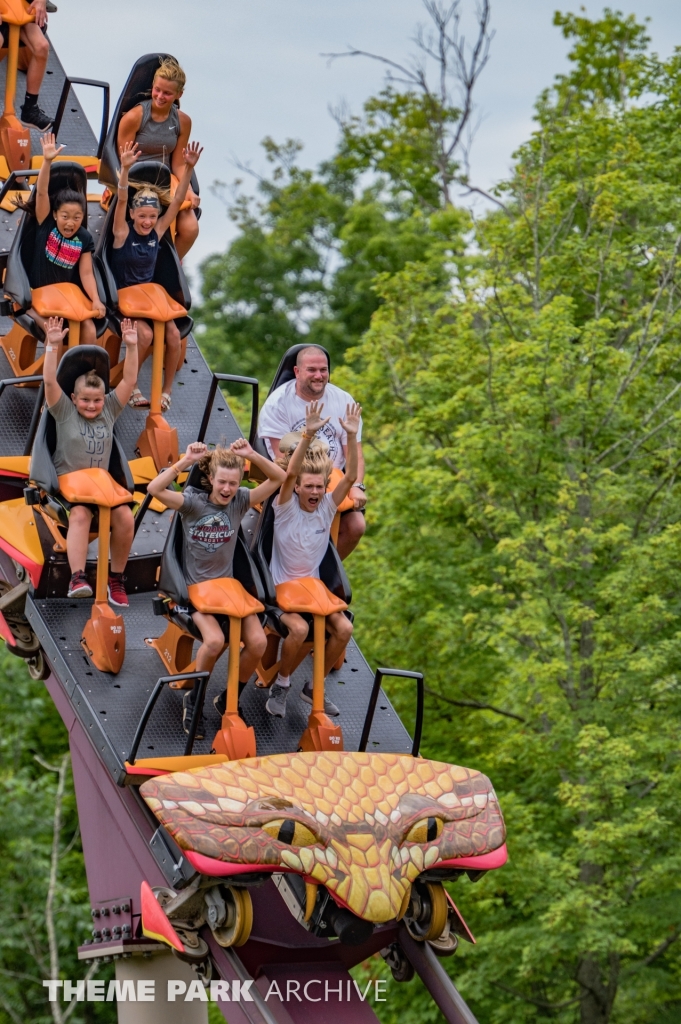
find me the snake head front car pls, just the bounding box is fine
[141,751,506,924]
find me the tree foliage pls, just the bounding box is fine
[333,9,681,1024]
[194,1,491,381]
[0,649,114,1024]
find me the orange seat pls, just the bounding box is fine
[188,577,264,618]
[276,578,348,617]
[32,283,98,322]
[58,468,132,508]
[117,283,186,322]
[0,0,34,26]
[328,467,355,514]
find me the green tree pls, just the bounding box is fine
[0,648,114,1024]
[337,9,681,1023]
[195,0,491,382]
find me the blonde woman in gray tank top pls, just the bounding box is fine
[117,56,199,259]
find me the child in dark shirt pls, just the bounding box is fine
[111,138,202,411]
[21,133,106,344]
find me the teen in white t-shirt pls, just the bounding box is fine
[258,345,366,561]
[266,399,361,720]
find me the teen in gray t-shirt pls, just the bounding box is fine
[178,486,251,585]
[50,390,124,476]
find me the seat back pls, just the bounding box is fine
[98,52,200,196]
[158,465,265,608]
[266,343,331,398]
[29,346,134,495]
[5,162,90,311]
[95,159,192,317]
[252,492,351,606]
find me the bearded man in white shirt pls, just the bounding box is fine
[258,345,366,559]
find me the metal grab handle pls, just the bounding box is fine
[0,375,44,456]
[197,373,259,447]
[358,667,424,757]
[132,491,152,538]
[128,671,209,764]
[53,77,110,158]
[0,168,40,208]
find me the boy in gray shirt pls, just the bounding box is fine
[40,316,140,605]
[147,439,286,738]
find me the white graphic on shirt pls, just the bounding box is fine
[189,510,234,553]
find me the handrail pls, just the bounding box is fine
[127,671,210,765]
[53,77,110,159]
[197,373,259,447]
[0,167,40,208]
[0,375,44,456]
[358,667,424,757]
[132,491,152,538]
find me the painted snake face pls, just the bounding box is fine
[141,752,505,923]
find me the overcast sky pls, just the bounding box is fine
[49,1,681,284]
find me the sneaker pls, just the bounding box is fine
[301,681,339,717]
[67,571,92,599]
[213,682,247,719]
[266,683,290,718]
[182,691,205,740]
[20,102,53,131]
[107,573,128,608]
[213,690,227,718]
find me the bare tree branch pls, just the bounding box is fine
[425,685,526,722]
[322,0,494,207]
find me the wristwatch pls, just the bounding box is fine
[354,483,366,492]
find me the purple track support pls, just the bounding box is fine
[399,927,480,1024]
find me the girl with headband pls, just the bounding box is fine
[111,139,203,411]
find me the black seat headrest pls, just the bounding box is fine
[57,345,111,397]
[267,343,331,397]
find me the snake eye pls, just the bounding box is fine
[405,817,444,844]
[261,818,318,847]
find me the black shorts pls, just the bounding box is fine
[340,506,365,517]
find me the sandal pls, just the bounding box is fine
[161,392,172,413]
[128,388,150,409]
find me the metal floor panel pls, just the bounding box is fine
[28,593,412,773]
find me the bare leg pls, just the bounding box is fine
[324,611,353,676]
[20,24,49,97]
[81,318,96,345]
[239,613,267,682]
[66,505,93,573]
[109,506,134,573]
[337,511,366,560]
[174,209,199,260]
[278,612,309,677]
[162,320,182,396]
[192,612,225,677]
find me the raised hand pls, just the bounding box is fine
[119,141,141,169]
[304,400,331,436]
[40,132,65,162]
[230,437,254,459]
[121,318,138,345]
[182,141,203,168]
[45,316,67,346]
[339,402,362,436]
[184,441,207,464]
